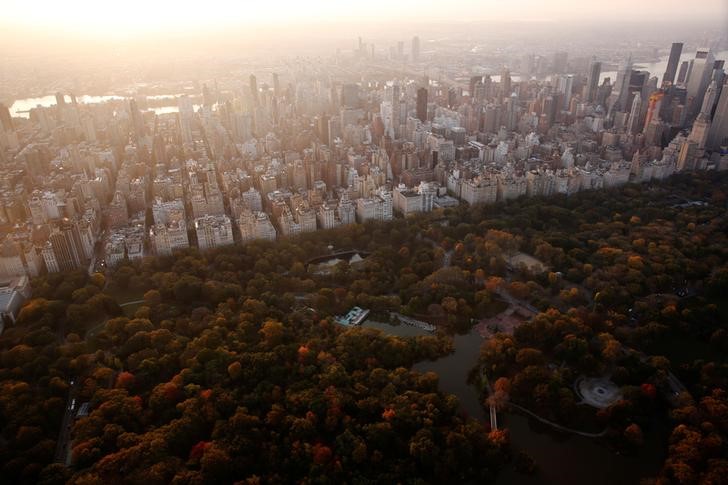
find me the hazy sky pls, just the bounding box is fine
[2,0,727,38]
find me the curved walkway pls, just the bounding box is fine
[119,299,145,307]
[507,402,608,438]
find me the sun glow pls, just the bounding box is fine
[2,0,448,37]
[1,0,725,40]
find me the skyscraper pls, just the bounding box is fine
[391,83,401,138]
[677,61,690,84]
[707,79,728,150]
[685,48,715,118]
[128,99,145,141]
[249,74,259,106]
[273,73,281,98]
[663,42,683,86]
[500,69,512,100]
[44,219,86,272]
[700,80,720,118]
[195,215,234,251]
[584,59,601,103]
[55,92,66,121]
[643,92,664,131]
[416,87,428,122]
[560,74,574,109]
[0,103,14,132]
[613,55,633,113]
[411,36,420,62]
[553,51,568,74]
[627,93,642,134]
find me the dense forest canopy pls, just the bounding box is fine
[1,172,727,484]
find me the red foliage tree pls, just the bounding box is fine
[189,441,210,462]
[115,371,135,390]
[313,443,332,465]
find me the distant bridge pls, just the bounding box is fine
[479,369,498,430]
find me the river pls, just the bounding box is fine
[600,49,728,85]
[8,94,197,118]
[365,319,667,485]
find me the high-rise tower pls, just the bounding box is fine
[249,74,259,106]
[584,59,601,103]
[663,42,683,86]
[686,48,715,119]
[411,36,420,62]
[416,87,428,122]
[707,80,728,150]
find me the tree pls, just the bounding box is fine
[90,272,106,288]
[259,320,285,347]
[115,371,135,390]
[624,423,644,446]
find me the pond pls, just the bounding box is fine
[369,320,666,484]
[362,320,432,338]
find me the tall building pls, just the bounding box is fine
[0,103,14,132]
[238,210,277,243]
[686,48,715,118]
[584,59,601,103]
[296,206,317,233]
[393,184,424,216]
[643,92,664,131]
[317,203,337,229]
[627,93,642,134]
[500,69,512,99]
[337,190,356,225]
[355,188,392,223]
[150,220,190,256]
[416,87,428,123]
[152,198,185,225]
[411,36,420,62]
[43,219,87,273]
[558,74,574,109]
[195,215,234,251]
[707,79,728,150]
[700,80,720,118]
[553,51,568,74]
[241,187,263,212]
[613,55,633,113]
[317,115,330,145]
[663,42,684,86]
[278,206,300,237]
[677,61,690,84]
[688,114,711,150]
[249,74,259,106]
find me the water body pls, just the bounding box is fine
[9,95,124,117]
[498,412,667,485]
[600,49,728,86]
[413,328,486,421]
[8,94,195,118]
[365,320,667,485]
[362,320,432,338]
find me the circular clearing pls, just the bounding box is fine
[575,377,623,409]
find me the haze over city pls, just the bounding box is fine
[1,0,727,56]
[1,1,727,484]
